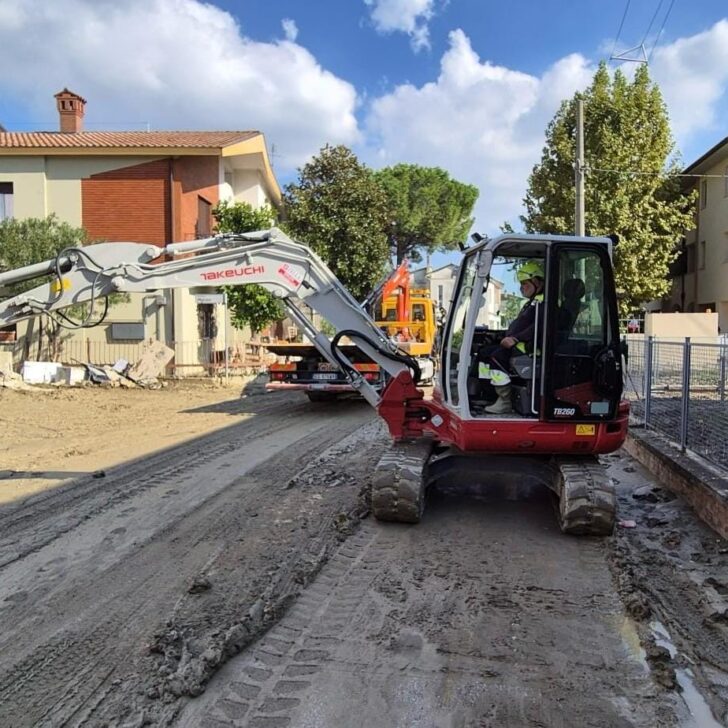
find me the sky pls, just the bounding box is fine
[1,0,727,258]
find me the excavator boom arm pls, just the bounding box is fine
[0,228,416,408]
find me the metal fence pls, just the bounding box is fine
[2,338,270,378]
[624,336,728,469]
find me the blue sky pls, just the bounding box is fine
[1,0,727,254]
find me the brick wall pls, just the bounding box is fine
[82,159,171,245]
[172,156,219,241]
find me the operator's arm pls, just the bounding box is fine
[503,300,543,349]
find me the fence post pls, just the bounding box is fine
[720,338,727,403]
[644,336,653,426]
[223,292,229,381]
[680,337,691,452]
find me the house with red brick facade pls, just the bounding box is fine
[0,89,282,371]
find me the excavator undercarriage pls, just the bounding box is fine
[371,447,617,535]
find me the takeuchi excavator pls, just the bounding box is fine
[0,228,628,535]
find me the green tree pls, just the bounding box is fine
[0,215,88,294]
[284,145,390,300]
[375,164,479,263]
[211,199,282,334]
[0,215,91,359]
[521,63,695,315]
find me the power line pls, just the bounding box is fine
[588,167,726,179]
[640,0,665,47]
[610,0,632,59]
[648,0,677,62]
[610,0,676,65]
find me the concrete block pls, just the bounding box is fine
[22,361,62,384]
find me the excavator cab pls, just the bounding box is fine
[439,235,623,425]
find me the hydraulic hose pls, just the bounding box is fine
[330,329,422,385]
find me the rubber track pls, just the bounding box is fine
[555,457,616,536]
[371,440,432,523]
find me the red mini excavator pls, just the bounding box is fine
[0,228,627,535]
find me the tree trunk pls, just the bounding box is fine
[36,318,44,361]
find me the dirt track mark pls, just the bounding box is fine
[0,397,378,727]
[607,452,728,724]
[0,393,308,566]
[180,486,684,728]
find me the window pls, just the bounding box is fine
[699,240,706,270]
[412,303,426,321]
[557,249,606,340]
[0,182,13,220]
[437,284,444,308]
[197,303,217,339]
[444,254,478,406]
[701,179,708,209]
[686,243,697,273]
[196,196,212,238]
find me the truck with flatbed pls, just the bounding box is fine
[265,262,437,401]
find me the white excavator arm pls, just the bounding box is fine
[0,228,420,408]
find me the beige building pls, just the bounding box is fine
[0,90,282,371]
[667,135,728,332]
[412,262,504,328]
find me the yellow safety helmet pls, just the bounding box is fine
[516,259,544,282]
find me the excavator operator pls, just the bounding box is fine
[477,259,545,414]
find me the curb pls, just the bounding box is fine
[623,427,728,539]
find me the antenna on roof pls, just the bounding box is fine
[269,143,281,170]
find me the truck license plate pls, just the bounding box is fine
[313,372,338,380]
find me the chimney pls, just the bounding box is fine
[54,88,86,133]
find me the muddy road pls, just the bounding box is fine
[1,385,728,726]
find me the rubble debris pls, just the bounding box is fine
[128,341,174,386]
[21,360,63,384]
[83,362,113,385]
[112,358,130,374]
[54,366,86,386]
[645,643,678,689]
[188,577,212,594]
[0,366,31,390]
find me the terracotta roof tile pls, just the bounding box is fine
[0,131,259,149]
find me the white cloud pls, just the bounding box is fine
[281,18,298,42]
[366,30,594,233]
[651,19,728,144]
[364,0,434,52]
[0,0,359,170]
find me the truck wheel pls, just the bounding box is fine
[306,392,338,403]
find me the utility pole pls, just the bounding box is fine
[575,97,585,236]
